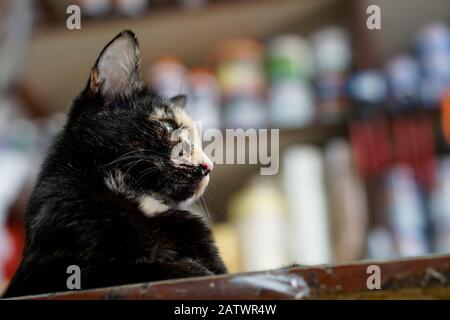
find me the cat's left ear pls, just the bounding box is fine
[169,95,187,109]
[89,30,143,100]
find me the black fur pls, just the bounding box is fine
[3,30,226,298]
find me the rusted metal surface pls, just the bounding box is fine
[10,255,450,300]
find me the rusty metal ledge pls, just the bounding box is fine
[9,254,450,300]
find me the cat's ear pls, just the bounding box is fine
[169,95,187,109]
[88,30,143,100]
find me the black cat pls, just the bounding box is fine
[3,30,227,298]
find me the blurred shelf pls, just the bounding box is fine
[25,0,344,115]
[13,254,450,299]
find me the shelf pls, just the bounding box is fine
[11,254,450,299]
[24,0,344,115]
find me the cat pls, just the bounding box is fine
[3,30,227,298]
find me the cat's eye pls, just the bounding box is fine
[160,120,177,132]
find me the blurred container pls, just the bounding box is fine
[148,56,190,98]
[311,27,351,75]
[79,0,112,16]
[348,70,388,108]
[441,90,450,144]
[324,139,368,261]
[315,73,348,122]
[416,22,450,106]
[268,81,315,128]
[115,0,149,16]
[283,145,332,265]
[267,35,314,81]
[430,157,450,253]
[222,96,266,129]
[211,38,266,97]
[185,67,221,129]
[366,227,397,260]
[312,27,351,121]
[0,0,33,92]
[210,39,267,128]
[229,177,288,271]
[386,55,421,110]
[267,35,315,128]
[212,223,240,273]
[386,166,429,257]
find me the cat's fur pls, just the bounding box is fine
[3,30,226,298]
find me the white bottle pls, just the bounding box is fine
[283,145,332,265]
[229,177,288,271]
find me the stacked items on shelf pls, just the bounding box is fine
[38,0,226,22]
[148,26,353,130]
[167,22,450,272]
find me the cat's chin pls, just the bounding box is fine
[196,175,210,196]
[177,175,210,209]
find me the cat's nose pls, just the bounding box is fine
[199,161,213,177]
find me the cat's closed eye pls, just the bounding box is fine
[160,120,177,132]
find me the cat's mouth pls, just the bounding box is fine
[195,175,210,197]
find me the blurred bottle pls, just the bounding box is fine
[115,0,149,16]
[148,56,190,98]
[267,35,315,128]
[366,227,396,260]
[324,139,368,262]
[386,166,429,257]
[283,145,332,265]
[228,177,288,271]
[348,70,388,112]
[78,0,112,16]
[442,90,450,145]
[185,67,221,130]
[212,223,240,273]
[416,22,450,107]
[312,27,352,122]
[210,39,267,128]
[430,157,450,253]
[386,55,421,110]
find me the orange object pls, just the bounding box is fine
[441,90,450,144]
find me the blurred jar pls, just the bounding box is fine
[386,166,429,257]
[212,223,240,273]
[228,177,288,272]
[348,70,388,110]
[185,67,221,130]
[267,35,314,81]
[148,56,190,98]
[267,35,315,128]
[78,0,112,16]
[324,139,368,262]
[268,81,315,128]
[386,55,421,110]
[430,157,450,253]
[283,145,332,265]
[416,22,450,107]
[115,0,149,16]
[210,39,267,128]
[311,27,351,74]
[311,27,352,122]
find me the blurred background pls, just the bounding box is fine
[2,0,450,291]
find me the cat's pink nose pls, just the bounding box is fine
[200,160,213,176]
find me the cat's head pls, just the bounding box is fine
[68,30,213,215]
